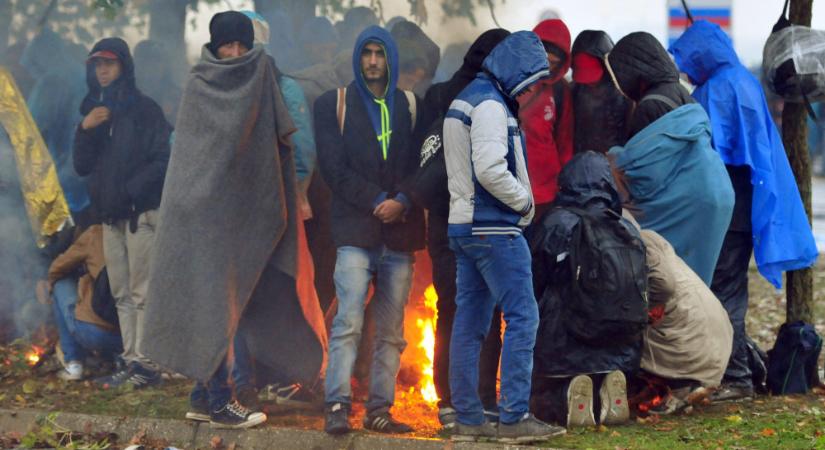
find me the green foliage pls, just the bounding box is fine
[20,413,112,450]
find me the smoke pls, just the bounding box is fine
[0,130,51,344]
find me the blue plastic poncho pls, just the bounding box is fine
[609,104,734,285]
[670,21,819,288]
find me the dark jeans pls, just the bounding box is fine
[191,358,232,413]
[449,234,539,425]
[231,328,254,390]
[710,229,753,387]
[429,215,501,411]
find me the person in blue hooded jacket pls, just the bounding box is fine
[314,25,425,435]
[21,29,92,228]
[444,31,566,443]
[670,20,819,402]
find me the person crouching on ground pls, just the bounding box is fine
[443,31,566,443]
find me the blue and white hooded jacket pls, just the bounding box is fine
[444,31,550,236]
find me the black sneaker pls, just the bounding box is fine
[94,365,132,388]
[324,403,351,435]
[210,400,267,429]
[450,420,497,442]
[363,410,413,434]
[126,364,162,389]
[710,384,754,403]
[497,413,567,444]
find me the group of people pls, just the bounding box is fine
[2,6,818,444]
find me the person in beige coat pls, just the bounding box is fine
[638,228,734,414]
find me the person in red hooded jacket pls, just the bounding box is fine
[518,19,575,220]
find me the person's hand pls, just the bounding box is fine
[373,199,405,224]
[81,106,111,130]
[35,280,51,305]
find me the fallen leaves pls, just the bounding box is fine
[725,415,743,424]
[760,428,776,437]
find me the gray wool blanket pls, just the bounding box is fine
[141,45,325,384]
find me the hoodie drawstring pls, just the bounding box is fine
[374,97,391,160]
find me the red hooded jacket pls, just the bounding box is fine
[518,19,574,206]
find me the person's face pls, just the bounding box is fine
[546,52,563,75]
[398,67,427,91]
[361,42,387,83]
[217,41,249,60]
[95,58,122,88]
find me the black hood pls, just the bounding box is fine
[427,28,510,116]
[605,32,679,101]
[81,37,138,115]
[555,151,621,212]
[572,30,614,59]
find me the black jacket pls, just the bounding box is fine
[528,151,641,376]
[314,82,424,252]
[73,38,171,223]
[571,30,632,153]
[605,32,695,138]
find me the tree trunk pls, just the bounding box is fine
[0,0,12,59]
[782,0,815,324]
[148,0,189,77]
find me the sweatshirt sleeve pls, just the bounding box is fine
[470,100,531,214]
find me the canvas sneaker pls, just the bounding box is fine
[324,403,351,435]
[449,420,497,442]
[58,361,84,381]
[567,374,596,428]
[210,400,267,429]
[710,383,754,403]
[363,410,413,434]
[438,407,457,430]
[600,370,630,425]
[497,413,566,444]
[94,365,132,388]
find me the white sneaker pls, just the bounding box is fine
[600,370,630,425]
[566,375,596,428]
[58,361,84,381]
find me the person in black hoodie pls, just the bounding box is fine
[73,37,172,389]
[603,32,694,138]
[411,28,510,430]
[570,30,632,154]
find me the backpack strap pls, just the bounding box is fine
[403,90,417,130]
[639,93,679,111]
[336,87,347,135]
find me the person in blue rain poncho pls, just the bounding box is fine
[670,20,818,402]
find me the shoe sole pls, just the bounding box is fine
[600,370,629,425]
[567,375,596,428]
[210,413,267,429]
[185,412,210,422]
[496,428,567,444]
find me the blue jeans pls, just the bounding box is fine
[52,277,123,363]
[231,328,254,390]
[448,235,539,425]
[191,359,232,413]
[324,246,413,414]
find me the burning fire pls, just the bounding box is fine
[24,345,45,366]
[415,285,439,405]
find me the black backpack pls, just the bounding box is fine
[767,321,822,395]
[564,207,648,346]
[91,267,119,329]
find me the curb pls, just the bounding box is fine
[0,409,556,449]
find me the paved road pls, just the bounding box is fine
[813,177,824,252]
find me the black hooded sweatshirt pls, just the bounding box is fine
[605,32,694,139]
[411,29,511,217]
[571,30,632,154]
[73,38,172,224]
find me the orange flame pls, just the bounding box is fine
[24,345,45,366]
[415,285,439,405]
